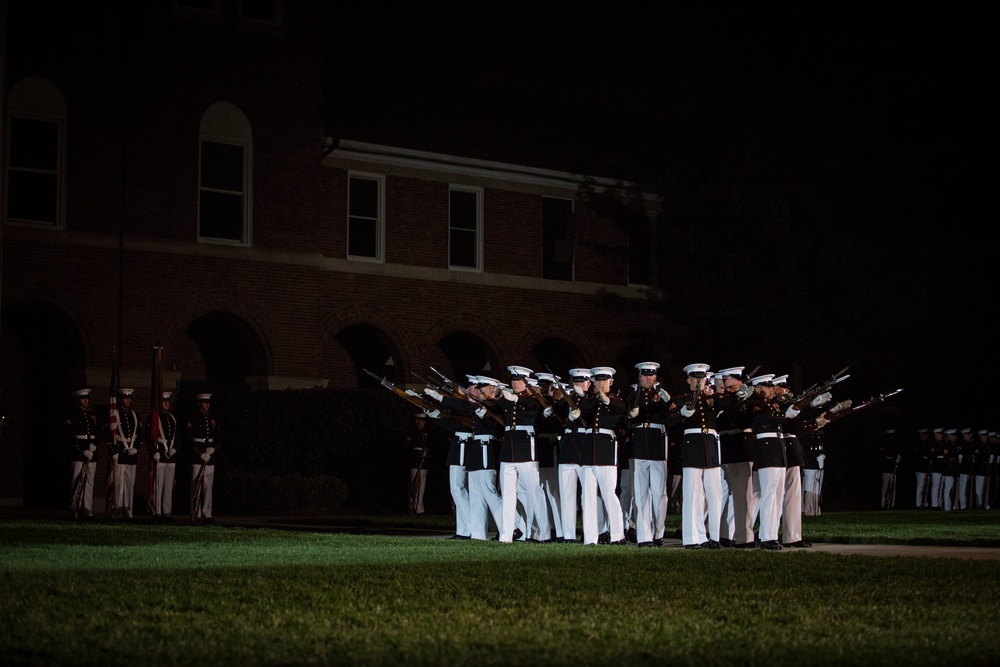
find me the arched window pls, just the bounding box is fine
[198,102,252,245]
[3,77,67,228]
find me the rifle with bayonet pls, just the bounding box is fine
[365,369,475,428]
[802,388,903,432]
[426,367,505,425]
[792,366,851,411]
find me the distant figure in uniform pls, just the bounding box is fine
[554,368,593,543]
[66,387,100,519]
[913,428,932,509]
[957,428,975,509]
[109,387,142,520]
[534,372,564,542]
[147,391,179,522]
[879,428,903,509]
[715,367,756,547]
[405,412,431,515]
[187,393,220,523]
[677,363,723,549]
[973,429,991,509]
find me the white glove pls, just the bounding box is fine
[628,407,639,418]
[502,389,518,402]
[83,450,93,460]
[680,405,695,418]
[88,443,97,452]
[657,388,671,402]
[568,408,581,422]
[424,388,444,402]
[168,448,176,457]
[815,415,830,428]
[426,409,441,419]
[735,384,752,400]
[829,400,851,413]
[543,406,554,418]
[895,455,902,463]
[991,455,996,464]
[112,453,119,462]
[785,406,800,418]
[153,452,160,461]
[958,454,963,463]
[128,448,138,456]
[475,407,487,419]
[816,454,826,469]
[206,447,216,455]
[598,391,609,405]
[573,386,586,397]
[200,453,211,462]
[811,392,832,407]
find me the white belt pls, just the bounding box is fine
[505,425,535,434]
[473,434,494,442]
[593,428,617,438]
[684,428,718,436]
[473,434,493,468]
[193,438,214,443]
[755,432,782,440]
[635,423,666,433]
[454,432,473,440]
[456,431,473,466]
[75,434,96,440]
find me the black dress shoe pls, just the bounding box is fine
[718,538,736,548]
[626,527,637,543]
[610,538,627,546]
[760,540,783,551]
[449,534,471,540]
[652,538,665,547]
[637,541,654,548]
[512,528,524,541]
[684,544,703,550]
[782,540,812,548]
[707,540,722,549]
[598,531,611,545]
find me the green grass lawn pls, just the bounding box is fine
[2,512,1000,666]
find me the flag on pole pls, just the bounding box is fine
[147,345,164,514]
[106,344,121,511]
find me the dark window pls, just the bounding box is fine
[6,117,60,225]
[348,175,382,260]
[449,188,480,270]
[199,140,246,243]
[542,197,574,281]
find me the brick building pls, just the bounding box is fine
[0,0,678,508]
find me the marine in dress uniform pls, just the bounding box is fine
[423,382,473,539]
[109,388,143,520]
[463,376,505,540]
[773,375,826,548]
[534,373,564,541]
[957,428,975,509]
[496,366,550,543]
[715,367,756,547]
[800,420,827,516]
[554,368,593,543]
[745,374,800,551]
[913,428,933,508]
[187,393,220,523]
[622,362,675,547]
[66,388,100,519]
[147,391,179,522]
[941,429,960,511]
[405,413,432,515]
[878,429,903,509]
[973,429,991,509]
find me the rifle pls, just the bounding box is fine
[191,461,205,521]
[791,366,851,411]
[429,366,470,400]
[72,459,90,519]
[802,388,903,432]
[422,369,505,426]
[365,369,474,428]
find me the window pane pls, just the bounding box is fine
[9,118,58,170]
[450,190,477,230]
[201,141,244,191]
[200,191,243,240]
[450,228,476,268]
[349,177,378,218]
[348,217,377,257]
[7,171,57,223]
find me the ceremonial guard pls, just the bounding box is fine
[496,366,550,543]
[147,391,179,522]
[574,366,627,545]
[942,429,960,511]
[534,373,564,541]
[423,382,472,539]
[554,368,592,542]
[715,367,756,546]
[800,419,827,516]
[186,393,220,523]
[622,361,674,547]
[464,376,505,540]
[404,413,433,514]
[928,428,947,509]
[109,387,142,520]
[973,429,991,510]
[745,374,799,550]
[66,387,100,519]
[773,375,826,547]
[957,428,975,509]
[913,428,933,509]
[878,428,903,509]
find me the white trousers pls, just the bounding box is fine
[942,475,956,511]
[881,471,897,509]
[449,465,471,537]
[632,458,667,543]
[803,468,823,516]
[958,474,970,509]
[69,461,97,516]
[580,465,623,545]
[559,463,582,541]
[153,462,176,516]
[681,466,722,545]
[974,474,989,509]
[721,461,754,544]
[113,463,136,518]
[538,465,562,539]
[468,469,503,540]
[191,464,215,519]
[915,471,929,508]
[618,462,634,530]
[499,461,548,542]
[757,467,786,543]
[780,466,803,543]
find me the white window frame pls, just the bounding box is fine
[448,184,483,272]
[347,171,385,262]
[198,102,253,246]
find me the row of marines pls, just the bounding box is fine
[418,362,833,550]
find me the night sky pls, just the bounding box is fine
[323,4,998,430]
